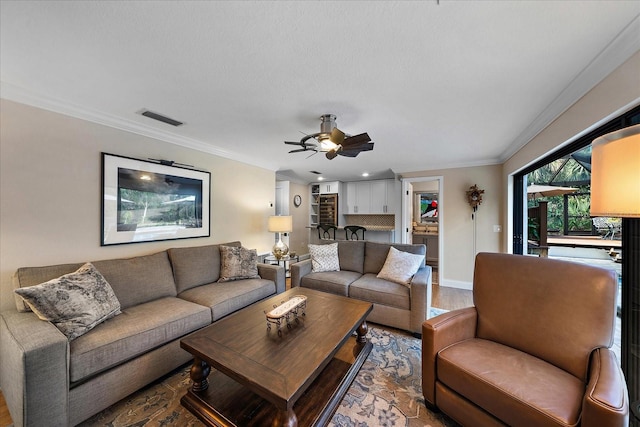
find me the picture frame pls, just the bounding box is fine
[415,192,438,222]
[101,153,210,246]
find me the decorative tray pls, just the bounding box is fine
[265,295,307,336]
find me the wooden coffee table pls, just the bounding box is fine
[180,287,373,427]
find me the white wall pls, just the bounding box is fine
[0,99,276,312]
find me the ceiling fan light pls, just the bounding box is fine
[319,137,338,151]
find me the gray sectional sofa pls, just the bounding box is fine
[290,240,432,336]
[0,241,285,427]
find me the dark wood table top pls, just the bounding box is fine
[180,287,372,412]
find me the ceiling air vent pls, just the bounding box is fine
[140,109,183,127]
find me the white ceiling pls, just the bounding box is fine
[2,1,639,183]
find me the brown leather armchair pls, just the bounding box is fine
[422,252,629,427]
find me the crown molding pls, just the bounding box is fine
[500,13,640,163]
[397,156,502,175]
[0,82,279,172]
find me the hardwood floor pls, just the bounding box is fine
[0,280,470,426]
[432,283,473,311]
[430,267,474,310]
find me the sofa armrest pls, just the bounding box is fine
[422,306,477,407]
[257,263,286,294]
[0,309,70,427]
[290,259,312,288]
[409,265,433,334]
[581,347,629,427]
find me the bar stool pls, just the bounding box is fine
[344,225,366,240]
[317,224,337,240]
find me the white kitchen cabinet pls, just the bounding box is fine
[370,180,399,213]
[318,181,341,194]
[370,180,388,213]
[355,182,371,213]
[345,181,371,213]
[346,182,357,214]
[344,179,398,214]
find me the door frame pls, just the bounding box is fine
[401,176,443,288]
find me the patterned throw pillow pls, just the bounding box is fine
[376,246,425,286]
[218,245,260,282]
[309,243,340,273]
[14,263,121,340]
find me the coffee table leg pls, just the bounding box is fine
[189,357,211,392]
[272,408,298,427]
[356,321,368,344]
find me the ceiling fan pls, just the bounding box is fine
[284,114,374,160]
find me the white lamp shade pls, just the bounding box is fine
[268,215,293,233]
[591,124,640,218]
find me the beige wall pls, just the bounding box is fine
[502,51,640,251]
[0,99,276,312]
[287,181,310,255]
[402,164,503,288]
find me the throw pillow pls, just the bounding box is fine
[309,243,340,273]
[377,246,425,286]
[14,263,121,340]
[218,245,260,282]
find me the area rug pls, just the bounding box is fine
[80,326,458,427]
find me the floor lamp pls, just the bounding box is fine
[268,215,292,260]
[591,124,640,424]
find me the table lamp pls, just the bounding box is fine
[268,215,292,260]
[591,124,640,423]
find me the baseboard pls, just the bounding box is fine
[439,279,473,291]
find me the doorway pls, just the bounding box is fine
[401,176,443,287]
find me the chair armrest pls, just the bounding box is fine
[257,263,286,294]
[582,347,629,427]
[290,259,312,288]
[0,309,70,427]
[408,265,433,334]
[422,306,477,407]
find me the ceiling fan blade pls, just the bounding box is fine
[339,142,374,157]
[342,132,371,147]
[326,148,340,160]
[301,133,321,145]
[329,127,345,145]
[284,141,302,145]
[337,150,359,157]
[289,148,312,153]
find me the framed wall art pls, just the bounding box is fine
[101,153,210,246]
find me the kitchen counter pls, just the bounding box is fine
[306,225,395,231]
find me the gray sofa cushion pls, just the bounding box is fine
[92,252,177,309]
[178,278,276,321]
[168,241,241,293]
[337,240,365,274]
[364,242,426,274]
[300,271,362,296]
[349,273,411,310]
[69,297,211,383]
